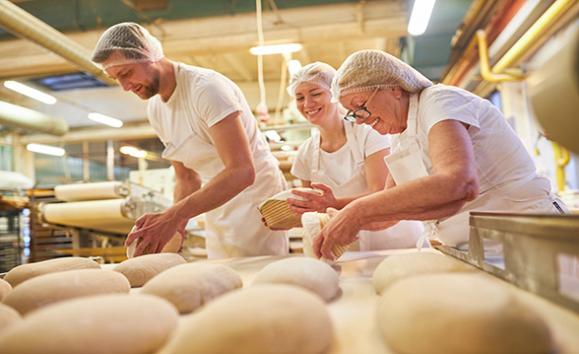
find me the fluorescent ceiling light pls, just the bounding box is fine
[3,80,57,105]
[408,0,436,36]
[263,130,282,143]
[26,143,65,157]
[120,145,147,159]
[250,43,303,56]
[88,112,123,128]
[287,59,302,76]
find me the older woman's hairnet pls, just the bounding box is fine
[331,49,432,100]
[91,22,164,69]
[287,62,336,97]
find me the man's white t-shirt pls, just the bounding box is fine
[147,63,277,180]
[291,123,390,186]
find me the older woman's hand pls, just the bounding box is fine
[287,183,338,215]
[312,207,361,260]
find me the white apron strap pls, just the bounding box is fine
[309,128,322,179]
[344,122,365,165]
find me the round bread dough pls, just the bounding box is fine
[114,253,187,287]
[3,269,130,315]
[126,229,182,258]
[252,257,340,302]
[0,304,20,333]
[377,273,554,354]
[160,285,333,354]
[0,294,179,354]
[4,257,100,287]
[0,278,12,301]
[141,263,242,314]
[372,251,474,294]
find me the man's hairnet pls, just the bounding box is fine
[287,62,336,97]
[91,22,164,69]
[331,50,432,100]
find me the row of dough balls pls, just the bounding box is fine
[372,252,555,354]
[0,255,340,354]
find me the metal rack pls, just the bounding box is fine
[0,209,22,272]
[436,212,579,313]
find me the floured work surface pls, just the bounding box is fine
[101,249,579,354]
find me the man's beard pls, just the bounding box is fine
[139,75,160,99]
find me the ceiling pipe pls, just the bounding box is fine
[0,100,68,136]
[476,30,524,83]
[0,0,115,85]
[491,0,575,75]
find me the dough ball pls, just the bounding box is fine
[114,253,187,287]
[4,257,100,287]
[372,251,473,294]
[0,304,20,333]
[141,263,242,314]
[160,285,333,354]
[126,229,182,258]
[377,273,554,354]
[3,269,130,315]
[252,257,340,302]
[0,294,179,354]
[0,278,12,301]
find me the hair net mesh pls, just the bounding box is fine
[91,22,163,69]
[331,50,432,101]
[287,62,336,97]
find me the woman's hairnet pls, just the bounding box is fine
[331,49,432,100]
[287,62,336,97]
[91,22,164,69]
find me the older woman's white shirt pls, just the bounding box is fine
[402,84,556,246]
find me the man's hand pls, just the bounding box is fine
[125,208,187,257]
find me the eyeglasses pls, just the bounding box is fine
[343,88,380,123]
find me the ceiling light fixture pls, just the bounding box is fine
[120,145,147,159]
[408,0,436,36]
[250,43,303,56]
[88,112,123,128]
[3,80,57,105]
[26,143,65,157]
[287,59,302,76]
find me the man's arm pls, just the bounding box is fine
[171,110,256,220]
[171,160,201,203]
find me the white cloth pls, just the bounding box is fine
[292,122,422,250]
[387,84,561,247]
[148,63,288,258]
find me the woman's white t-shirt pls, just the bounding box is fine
[291,123,390,187]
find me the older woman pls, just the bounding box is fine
[312,49,566,260]
[286,62,422,250]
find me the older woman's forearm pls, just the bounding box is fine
[350,173,477,225]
